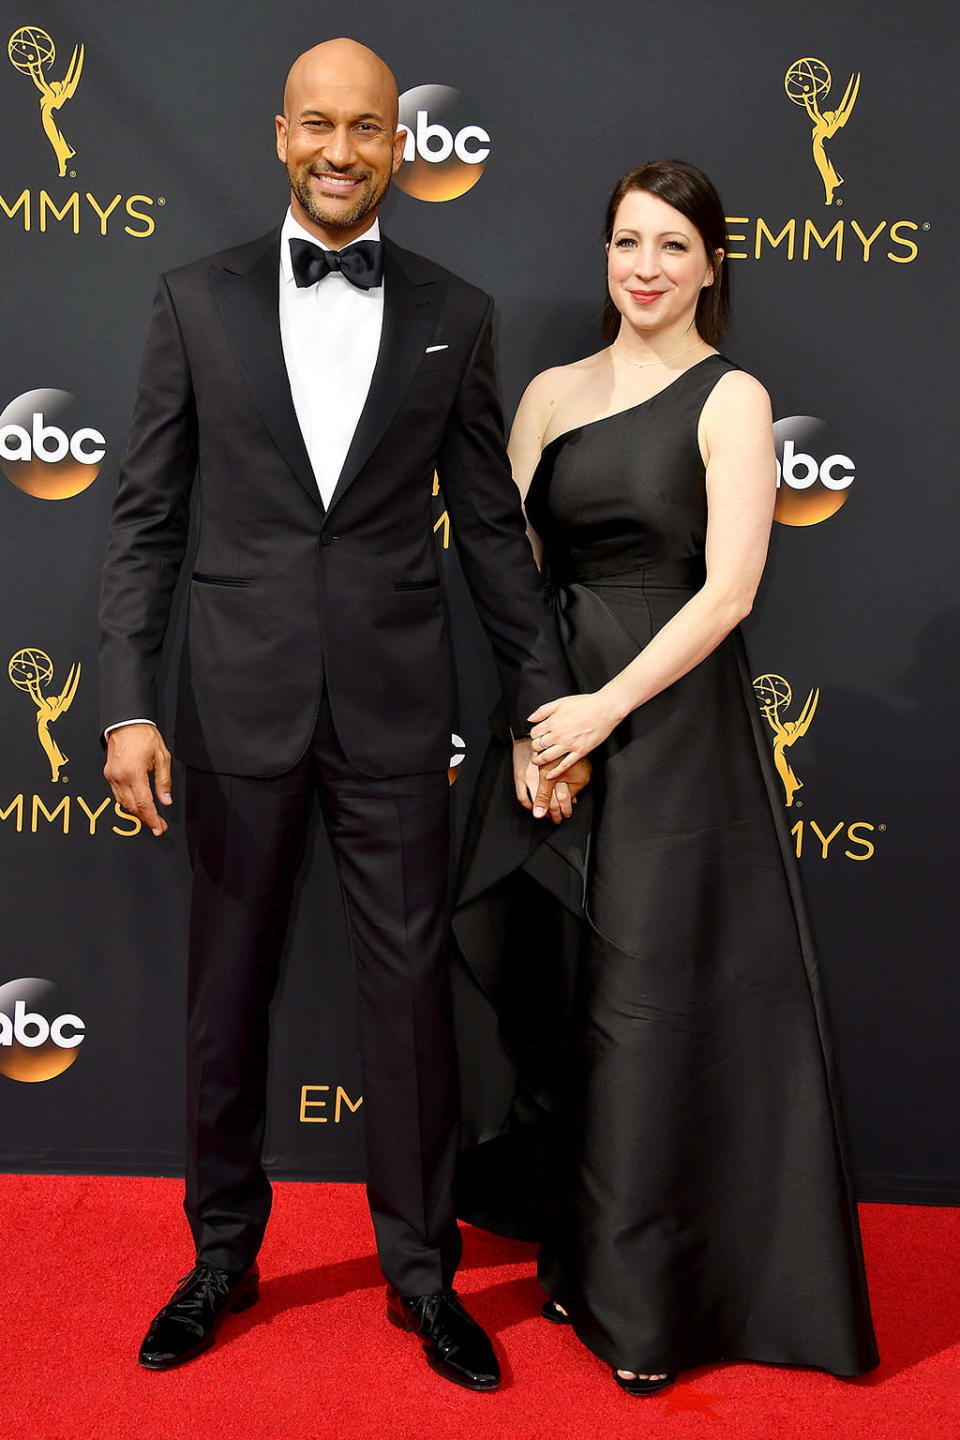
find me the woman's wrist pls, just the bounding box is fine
[599,682,630,729]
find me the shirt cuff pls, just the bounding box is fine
[104,718,155,736]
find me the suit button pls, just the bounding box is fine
[320,533,336,547]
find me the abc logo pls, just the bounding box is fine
[448,732,466,786]
[395,85,490,202]
[773,416,855,527]
[0,388,106,499]
[0,977,85,1083]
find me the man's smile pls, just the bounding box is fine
[312,169,366,192]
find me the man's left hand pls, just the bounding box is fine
[514,738,591,823]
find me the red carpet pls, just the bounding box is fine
[1,1175,956,1440]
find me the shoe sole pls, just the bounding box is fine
[387,1303,500,1391]
[139,1286,259,1370]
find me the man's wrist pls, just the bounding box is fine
[104,718,156,738]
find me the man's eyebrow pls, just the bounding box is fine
[298,108,386,121]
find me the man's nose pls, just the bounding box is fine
[323,125,357,168]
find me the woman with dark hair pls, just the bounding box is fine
[453,160,878,1393]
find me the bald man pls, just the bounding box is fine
[100,40,583,1388]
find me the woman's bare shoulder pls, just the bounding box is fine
[525,348,609,396]
[707,365,772,417]
[518,349,610,431]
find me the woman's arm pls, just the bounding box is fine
[507,368,592,812]
[529,370,776,778]
[507,368,568,565]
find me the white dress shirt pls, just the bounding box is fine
[279,207,384,509]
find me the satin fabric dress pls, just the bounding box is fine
[452,355,878,1377]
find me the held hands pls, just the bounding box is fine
[103,723,172,837]
[513,738,591,824]
[528,690,621,779]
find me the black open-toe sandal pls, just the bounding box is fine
[612,1368,676,1396]
[540,1298,571,1325]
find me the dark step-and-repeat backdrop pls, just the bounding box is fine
[1,1,957,1202]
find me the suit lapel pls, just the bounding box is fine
[211,230,321,509]
[325,239,440,515]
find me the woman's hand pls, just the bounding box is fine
[527,691,621,779]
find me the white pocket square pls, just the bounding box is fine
[425,344,449,353]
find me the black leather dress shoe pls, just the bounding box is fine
[386,1286,500,1390]
[138,1262,259,1370]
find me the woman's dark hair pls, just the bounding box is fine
[601,159,730,346]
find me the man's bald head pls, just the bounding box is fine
[282,39,399,128]
[275,37,405,246]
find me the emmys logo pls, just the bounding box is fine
[753,671,883,861]
[3,28,163,239]
[299,1084,363,1123]
[2,648,141,836]
[395,86,490,202]
[8,648,81,784]
[432,471,451,549]
[724,59,927,267]
[0,390,106,498]
[0,977,85,1083]
[773,416,854,527]
[8,25,83,178]
[785,58,860,207]
[753,674,818,808]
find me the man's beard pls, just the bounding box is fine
[289,165,391,231]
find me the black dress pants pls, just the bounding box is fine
[182,697,462,1297]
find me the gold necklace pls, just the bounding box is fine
[612,339,703,369]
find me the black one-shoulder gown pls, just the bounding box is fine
[452,355,878,1377]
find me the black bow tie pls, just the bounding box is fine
[289,237,383,291]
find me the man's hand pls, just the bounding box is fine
[514,740,591,825]
[103,723,172,837]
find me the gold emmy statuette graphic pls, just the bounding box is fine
[753,673,819,808]
[8,25,84,178]
[785,57,860,206]
[8,648,81,784]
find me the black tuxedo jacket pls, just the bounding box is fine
[99,228,569,778]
